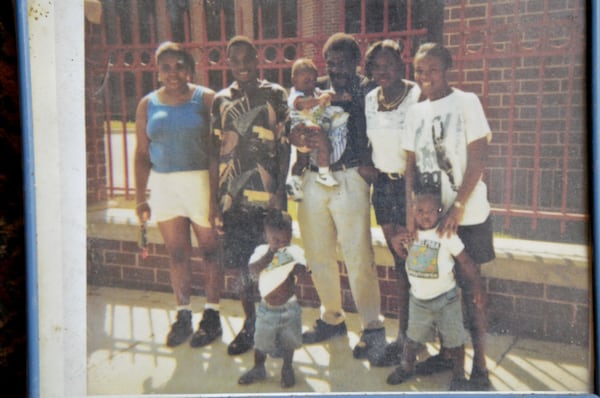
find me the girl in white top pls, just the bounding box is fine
[360,39,421,365]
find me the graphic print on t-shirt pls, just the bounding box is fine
[431,116,458,191]
[268,250,295,270]
[406,239,441,279]
[414,110,466,196]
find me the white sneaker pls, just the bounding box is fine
[316,171,339,187]
[286,175,304,201]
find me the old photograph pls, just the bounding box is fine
[72,0,592,395]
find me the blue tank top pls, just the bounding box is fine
[146,86,210,173]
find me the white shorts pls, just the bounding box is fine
[148,169,211,227]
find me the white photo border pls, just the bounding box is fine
[19,0,598,397]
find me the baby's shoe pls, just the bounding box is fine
[286,175,304,201]
[316,171,339,187]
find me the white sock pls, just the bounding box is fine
[318,166,330,174]
[204,303,220,312]
[177,304,192,313]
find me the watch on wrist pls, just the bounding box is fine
[453,200,463,209]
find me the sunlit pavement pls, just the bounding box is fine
[87,286,592,395]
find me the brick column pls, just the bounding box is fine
[235,0,254,38]
[189,0,208,86]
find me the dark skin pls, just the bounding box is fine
[291,88,352,175]
[397,253,485,382]
[220,43,291,324]
[223,43,290,211]
[368,47,414,343]
[401,144,489,376]
[248,226,304,306]
[395,51,490,376]
[134,53,222,309]
[392,196,485,385]
[289,49,377,185]
[240,225,305,388]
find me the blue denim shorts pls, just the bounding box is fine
[406,287,467,348]
[254,298,302,356]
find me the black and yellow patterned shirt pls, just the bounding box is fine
[212,79,290,212]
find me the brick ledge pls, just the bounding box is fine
[87,208,591,290]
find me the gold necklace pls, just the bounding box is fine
[378,83,409,111]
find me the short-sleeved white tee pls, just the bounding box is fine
[365,81,421,174]
[406,228,465,300]
[249,244,306,297]
[403,89,492,225]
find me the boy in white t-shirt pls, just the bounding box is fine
[286,58,351,200]
[387,191,485,391]
[237,209,306,388]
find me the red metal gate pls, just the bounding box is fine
[85,0,587,242]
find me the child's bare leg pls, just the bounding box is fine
[238,350,267,385]
[280,349,296,388]
[292,152,309,176]
[447,345,473,391]
[312,131,338,186]
[288,152,309,201]
[387,339,418,385]
[462,288,491,390]
[463,282,488,375]
[314,131,331,169]
[448,345,466,381]
[402,339,419,373]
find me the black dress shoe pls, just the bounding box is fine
[302,319,347,344]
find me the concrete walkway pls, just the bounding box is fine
[87,286,592,395]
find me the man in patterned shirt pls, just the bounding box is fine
[212,35,290,356]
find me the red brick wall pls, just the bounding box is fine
[85,0,589,346]
[87,236,590,346]
[86,1,587,241]
[486,279,590,345]
[85,22,107,204]
[443,0,586,238]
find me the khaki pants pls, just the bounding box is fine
[298,167,384,330]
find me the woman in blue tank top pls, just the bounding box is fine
[134,42,223,348]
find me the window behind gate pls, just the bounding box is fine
[345,0,443,47]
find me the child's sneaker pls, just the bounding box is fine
[286,175,304,201]
[316,171,339,187]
